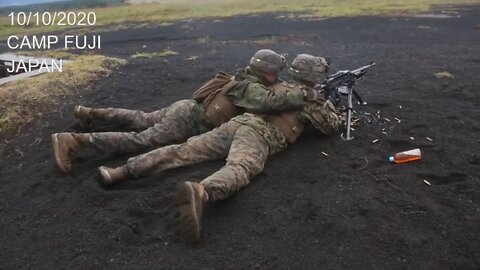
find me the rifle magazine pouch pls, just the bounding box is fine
[264,111,304,144]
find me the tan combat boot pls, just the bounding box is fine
[98,166,131,186]
[176,181,210,244]
[51,133,90,174]
[74,105,95,130]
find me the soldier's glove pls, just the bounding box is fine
[302,89,324,102]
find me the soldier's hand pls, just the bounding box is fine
[302,89,324,102]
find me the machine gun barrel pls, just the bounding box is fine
[351,62,376,76]
[320,62,375,90]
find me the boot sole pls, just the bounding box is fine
[73,105,82,116]
[51,133,71,174]
[74,105,93,130]
[176,182,202,244]
[98,166,113,186]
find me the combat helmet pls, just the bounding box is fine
[288,54,329,84]
[248,49,287,79]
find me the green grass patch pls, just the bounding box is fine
[253,36,277,46]
[1,0,480,39]
[197,36,210,44]
[0,52,126,139]
[131,50,178,58]
[435,71,454,79]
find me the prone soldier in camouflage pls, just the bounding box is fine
[51,49,321,174]
[95,54,341,243]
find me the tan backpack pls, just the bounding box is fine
[191,72,235,102]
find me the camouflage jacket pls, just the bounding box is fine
[232,82,341,152]
[227,70,305,113]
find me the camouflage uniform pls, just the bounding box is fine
[122,87,340,201]
[89,100,213,153]
[88,70,305,154]
[87,101,201,131]
[169,53,335,244]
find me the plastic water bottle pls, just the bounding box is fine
[388,148,422,164]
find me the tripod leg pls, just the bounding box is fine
[353,89,367,105]
[344,88,354,140]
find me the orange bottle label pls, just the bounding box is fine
[393,148,422,164]
[394,154,422,163]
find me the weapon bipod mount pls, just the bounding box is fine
[338,86,367,141]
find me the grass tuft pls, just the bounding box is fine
[197,36,210,44]
[0,52,126,139]
[435,71,454,79]
[253,36,277,46]
[131,50,179,58]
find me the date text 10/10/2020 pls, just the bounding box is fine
[7,11,100,50]
[6,12,101,73]
[9,12,97,26]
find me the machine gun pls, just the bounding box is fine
[316,62,375,140]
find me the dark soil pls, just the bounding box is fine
[1,5,479,269]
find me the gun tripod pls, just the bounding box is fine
[339,86,367,140]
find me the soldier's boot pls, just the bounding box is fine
[51,132,90,174]
[176,181,210,244]
[74,105,107,130]
[98,165,132,186]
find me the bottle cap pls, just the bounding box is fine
[388,156,394,163]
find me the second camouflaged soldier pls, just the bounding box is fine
[96,54,341,243]
[52,49,321,174]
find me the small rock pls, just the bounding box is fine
[186,56,199,61]
[435,71,454,79]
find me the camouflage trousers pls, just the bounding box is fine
[88,100,213,153]
[124,116,288,201]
